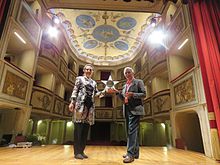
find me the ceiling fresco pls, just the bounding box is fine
[51,9,156,65]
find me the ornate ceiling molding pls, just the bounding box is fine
[42,0,165,13]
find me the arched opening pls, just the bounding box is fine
[175,111,204,153]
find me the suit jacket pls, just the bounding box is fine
[117,79,146,116]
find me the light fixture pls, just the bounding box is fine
[67,121,73,127]
[47,26,59,38]
[14,32,26,44]
[178,38,189,50]
[148,30,165,44]
[148,30,168,49]
[150,17,157,27]
[150,16,161,27]
[37,120,42,125]
[47,11,60,24]
[161,123,165,129]
[52,15,60,24]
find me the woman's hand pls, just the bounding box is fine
[69,101,75,112]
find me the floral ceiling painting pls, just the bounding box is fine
[51,9,154,65]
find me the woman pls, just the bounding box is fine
[69,64,103,159]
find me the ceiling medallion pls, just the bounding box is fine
[92,25,120,43]
[114,40,129,51]
[76,15,95,29]
[117,17,137,30]
[83,40,98,49]
[51,9,152,65]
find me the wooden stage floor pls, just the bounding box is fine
[0,145,219,165]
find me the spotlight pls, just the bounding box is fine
[47,11,60,24]
[148,30,168,49]
[47,26,59,38]
[148,30,165,44]
[150,17,157,27]
[150,16,161,27]
[52,15,60,24]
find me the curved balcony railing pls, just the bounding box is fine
[31,86,54,112]
[95,106,113,120]
[152,89,171,115]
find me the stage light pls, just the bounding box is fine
[148,30,165,44]
[47,11,60,24]
[150,17,157,27]
[47,26,59,38]
[148,30,168,49]
[52,15,60,24]
[150,16,161,27]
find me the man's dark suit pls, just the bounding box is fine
[117,78,146,158]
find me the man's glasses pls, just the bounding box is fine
[85,68,93,71]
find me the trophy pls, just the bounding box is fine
[101,75,119,94]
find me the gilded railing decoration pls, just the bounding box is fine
[67,70,75,84]
[144,100,151,116]
[17,1,41,45]
[54,97,64,115]
[2,71,28,100]
[59,60,67,78]
[116,106,123,119]
[167,10,185,46]
[149,47,166,70]
[96,110,113,119]
[40,41,59,66]
[64,103,72,117]
[152,94,171,114]
[141,61,149,78]
[174,76,196,106]
[31,90,52,112]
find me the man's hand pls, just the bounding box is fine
[69,101,75,112]
[125,92,134,98]
[107,88,119,93]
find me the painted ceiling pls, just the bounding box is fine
[51,9,157,65]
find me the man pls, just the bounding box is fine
[69,64,102,159]
[116,67,146,163]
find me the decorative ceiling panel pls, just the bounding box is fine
[42,0,165,13]
[52,9,156,65]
